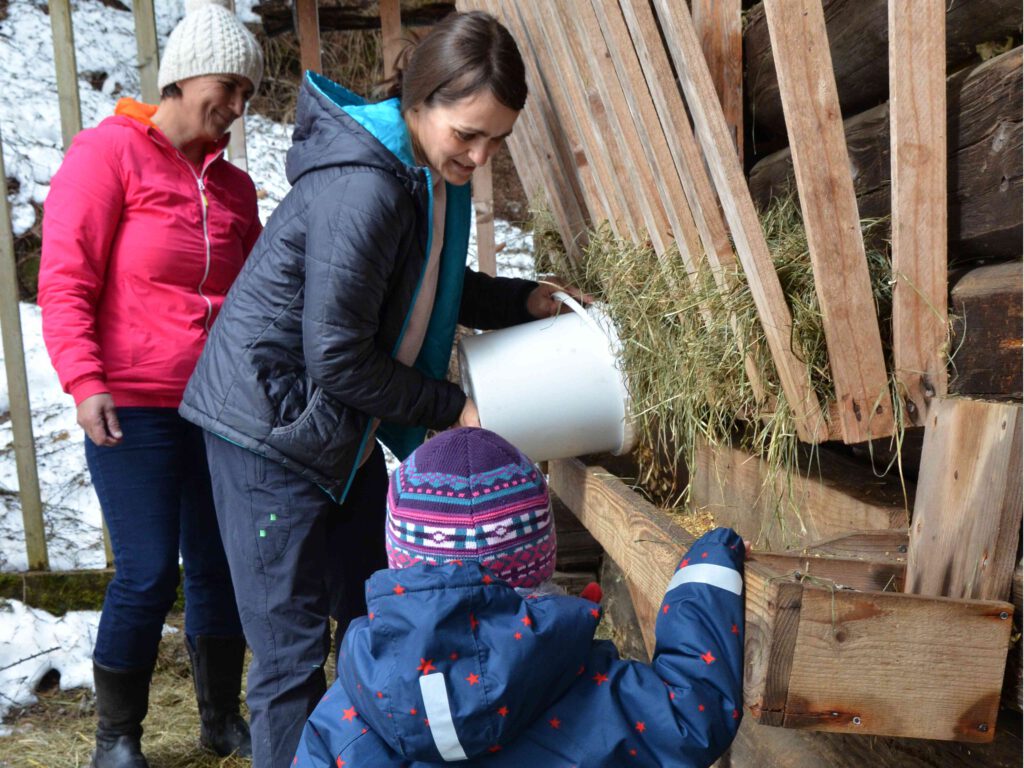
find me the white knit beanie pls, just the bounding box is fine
[158,0,264,92]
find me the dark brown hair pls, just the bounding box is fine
[386,11,527,113]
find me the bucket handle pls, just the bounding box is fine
[552,290,605,337]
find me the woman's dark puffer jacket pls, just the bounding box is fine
[180,72,536,501]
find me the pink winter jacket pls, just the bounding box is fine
[39,99,261,408]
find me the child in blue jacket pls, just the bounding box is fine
[295,427,745,767]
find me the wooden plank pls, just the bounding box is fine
[752,551,905,593]
[783,582,1011,741]
[763,0,894,443]
[802,529,909,563]
[1005,560,1022,712]
[906,397,1023,602]
[260,0,452,37]
[379,0,402,80]
[743,0,1020,138]
[548,458,696,657]
[131,0,160,104]
[470,0,588,264]
[744,561,803,726]
[950,262,1022,398]
[0,129,47,572]
[49,0,82,151]
[295,0,322,74]
[648,0,827,443]
[558,0,671,253]
[690,441,909,551]
[692,0,743,164]
[519,2,637,239]
[890,0,948,426]
[748,46,1022,263]
[471,164,496,276]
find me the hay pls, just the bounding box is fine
[571,194,903,524]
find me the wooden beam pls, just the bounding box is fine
[648,0,827,443]
[49,0,82,151]
[257,1,453,37]
[226,0,248,171]
[890,0,948,426]
[950,262,1023,398]
[295,0,322,75]
[762,0,894,443]
[379,0,402,80]
[752,551,905,592]
[131,0,159,104]
[548,458,696,656]
[748,46,1022,263]
[743,0,1020,139]
[801,529,909,563]
[0,130,47,571]
[691,0,743,164]
[689,441,909,551]
[906,397,1023,602]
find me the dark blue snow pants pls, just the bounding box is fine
[202,433,389,768]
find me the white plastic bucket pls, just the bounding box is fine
[458,292,635,461]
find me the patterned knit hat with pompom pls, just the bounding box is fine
[386,428,556,589]
[158,0,263,91]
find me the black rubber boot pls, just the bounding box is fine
[186,635,252,757]
[91,662,152,768]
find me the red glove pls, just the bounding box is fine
[580,582,603,604]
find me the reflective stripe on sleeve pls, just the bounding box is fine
[419,672,469,761]
[665,563,743,596]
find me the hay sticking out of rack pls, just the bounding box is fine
[575,194,896,511]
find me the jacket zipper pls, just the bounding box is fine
[149,132,217,333]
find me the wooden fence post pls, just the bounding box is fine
[131,0,160,104]
[472,165,496,276]
[226,0,248,171]
[380,0,403,79]
[295,0,322,75]
[0,130,48,571]
[691,0,743,164]
[49,0,82,151]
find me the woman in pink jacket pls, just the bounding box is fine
[37,2,262,765]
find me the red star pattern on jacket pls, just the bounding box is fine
[549,716,561,729]
[341,707,357,722]
[635,721,646,733]
[700,650,716,665]
[497,705,509,717]
[466,673,480,685]
[417,658,436,675]
[592,672,608,686]
[393,584,405,595]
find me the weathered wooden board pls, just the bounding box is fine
[49,0,82,150]
[649,0,827,443]
[746,556,1013,741]
[257,1,453,37]
[752,551,905,592]
[471,164,496,276]
[131,0,159,104]
[295,0,322,74]
[890,0,948,426]
[802,529,909,563]
[379,0,402,79]
[763,0,894,443]
[743,0,1022,139]
[950,262,1023,398]
[692,0,743,164]
[906,397,1023,602]
[748,46,1022,262]
[689,441,909,551]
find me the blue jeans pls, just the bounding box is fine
[86,408,242,670]
[203,433,389,768]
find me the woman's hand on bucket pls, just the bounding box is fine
[457,397,481,428]
[526,278,593,319]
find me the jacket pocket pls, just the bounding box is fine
[270,385,322,436]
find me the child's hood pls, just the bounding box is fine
[337,561,603,761]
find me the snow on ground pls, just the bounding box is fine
[0,0,535,727]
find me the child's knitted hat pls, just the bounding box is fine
[386,428,556,588]
[158,0,264,91]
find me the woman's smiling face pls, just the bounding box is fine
[178,74,255,142]
[406,88,519,185]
